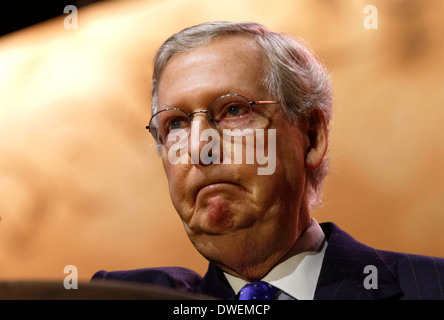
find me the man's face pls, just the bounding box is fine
[156,36,311,276]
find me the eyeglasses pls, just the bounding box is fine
[146,94,278,147]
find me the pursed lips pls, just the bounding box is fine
[194,181,241,200]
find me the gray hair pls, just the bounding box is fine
[151,21,333,210]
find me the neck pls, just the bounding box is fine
[211,212,312,282]
[216,249,291,281]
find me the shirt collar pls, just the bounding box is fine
[224,218,327,300]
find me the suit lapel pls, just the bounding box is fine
[195,263,236,299]
[315,222,403,300]
[194,222,403,300]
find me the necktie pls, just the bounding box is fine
[237,281,279,300]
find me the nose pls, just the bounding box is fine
[188,113,221,165]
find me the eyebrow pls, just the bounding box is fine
[158,89,259,112]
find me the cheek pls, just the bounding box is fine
[273,130,307,195]
[161,151,185,200]
[161,152,197,222]
[280,146,305,180]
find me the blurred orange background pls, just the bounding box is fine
[0,0,443,282]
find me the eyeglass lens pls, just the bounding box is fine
[150,95,253,145]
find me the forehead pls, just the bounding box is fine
[157,35,268,110]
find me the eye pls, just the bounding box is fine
[227,105,242,117]
[169,119,183,130]
[166,117,188,131]
[208,95,252,129]
[156,110,190,138]
[222,103,250,119]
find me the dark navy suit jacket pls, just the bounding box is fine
[91,222,444,300]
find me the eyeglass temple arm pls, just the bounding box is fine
[250,101,279,106]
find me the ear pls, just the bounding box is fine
[304,108,328,171]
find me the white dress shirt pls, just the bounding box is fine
[224,218,327,300]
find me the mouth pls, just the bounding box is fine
[195,181,242,200]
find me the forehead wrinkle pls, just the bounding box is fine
[157,36,269,112]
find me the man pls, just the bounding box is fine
[92,21,444,300]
